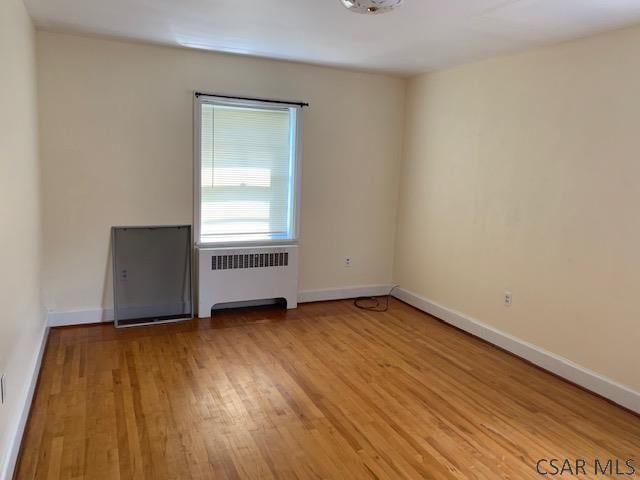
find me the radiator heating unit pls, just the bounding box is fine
[196,245,298,317]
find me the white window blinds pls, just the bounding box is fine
[197,98,300,245]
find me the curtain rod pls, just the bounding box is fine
[194,92,309,108]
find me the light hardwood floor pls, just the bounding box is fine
[15,299,640,479]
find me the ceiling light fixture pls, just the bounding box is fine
[339,0,403,15]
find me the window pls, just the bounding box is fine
[195,95,301,245]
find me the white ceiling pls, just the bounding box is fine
[24,0,640,75]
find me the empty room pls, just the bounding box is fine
[2,0,640,478]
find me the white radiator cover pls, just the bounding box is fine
[196,245,298,317]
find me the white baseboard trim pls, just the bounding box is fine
[1,323,49,480]
[298,284,394,304]
[393,287,640,414]
[47,284,396,327]
[47,308,114,327]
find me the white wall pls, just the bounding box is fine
[36,32,406,314]
[0,0,45,476]
[395,25,640,393]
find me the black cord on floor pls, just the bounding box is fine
[354,285,399,312]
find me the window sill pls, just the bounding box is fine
[196,239,298,249]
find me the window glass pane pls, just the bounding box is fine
[200,103,295,244]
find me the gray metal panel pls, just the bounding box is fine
[112,225,192,327]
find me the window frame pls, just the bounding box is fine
[193,93,303,248]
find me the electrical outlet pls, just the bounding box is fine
[1,374,5,405]
[504,291,513,306]
[344,256,352,267]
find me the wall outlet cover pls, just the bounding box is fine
[504,291,513,306]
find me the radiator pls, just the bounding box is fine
[196,245,298,317]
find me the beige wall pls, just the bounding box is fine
[395,25,640,392]
[36,32,406,312]
[0,0,44,474]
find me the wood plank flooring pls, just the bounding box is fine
[15,299,640,479]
